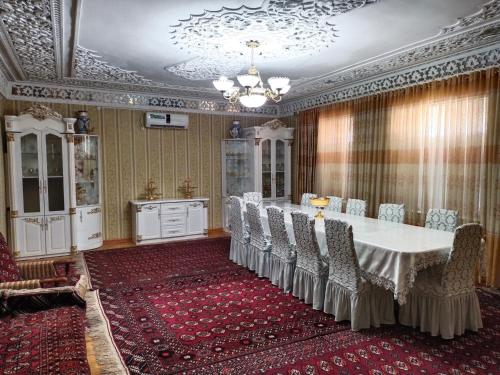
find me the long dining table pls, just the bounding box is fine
[253,202,455,304]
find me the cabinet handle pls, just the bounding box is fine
[44,217,48,231]
[43,180,47,194]
[80,211,83,223]
[39,179,42,194]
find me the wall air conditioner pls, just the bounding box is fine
[145,112,188,129]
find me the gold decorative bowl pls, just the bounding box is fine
[310,197,330,219]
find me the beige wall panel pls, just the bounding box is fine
[161,129,176,199]
[101,108,120,239]
[0,97,6,236]
[187,113,200,195]
[132,111,148,200]
[174,128,188,198]
[211,115,223,228]
[117,110,134,238]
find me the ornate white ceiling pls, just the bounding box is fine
[0,0,498,116]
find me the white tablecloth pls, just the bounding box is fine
[255,203,454,304]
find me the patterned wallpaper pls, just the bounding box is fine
[0,99,297,241]
[0,97,6,237]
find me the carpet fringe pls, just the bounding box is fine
[86,290,128,375]
[76,252,93,289]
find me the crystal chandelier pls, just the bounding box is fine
[213,41,291,108]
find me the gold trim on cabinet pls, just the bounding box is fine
[50,216,64,222]
[136,206,142,212]
[23,218,41,224]
[88,207,101,215]
[137,235,143,241]
[88,232,102,240]
[67,134,74,143]
[203,201,208,208]
[20,104,63,121]
[6,132,14,142]
[203,229,208,235]
[10,210,18,218]
[255,139,261,146]
[71,245,77,255]
[69,208,76,215]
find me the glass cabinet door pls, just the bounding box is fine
[44,133,65,212]
[20,132,43,215]
[75,135,100,206]
[275,139,285,198]
[261,139,272,198]
[223,140,254,197]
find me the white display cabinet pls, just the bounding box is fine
[130,198,209,245]
[73,135,103,250]
[5,107,76,258]
[221,120,294,230]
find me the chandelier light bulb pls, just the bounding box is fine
[268,76,290,92]
[213,76,234,92]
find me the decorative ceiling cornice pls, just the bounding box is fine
[440,0,500,35]
[286,21,500,99]
[279,47,500,115]
[7,80,280,117]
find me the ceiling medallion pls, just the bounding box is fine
[213,40,290,108]
[168,0,377,80]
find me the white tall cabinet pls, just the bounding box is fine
[74,135,103,250]
[5,106,103,258]
[5,109,76,258]
[221,120,294,229]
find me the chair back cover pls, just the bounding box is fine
[378,203,405,223]
[300,193,318,207]
[326,196,343,212]
[0,232,21,283]
[246,202,268,248]
[229,196,247,241]
[346,199,367,217]
[442,223,483,295]
[324,219,361,291]
[267,206,293,259]
[291,212,323,273]
[425,208,459,232]
[243,192,263,208]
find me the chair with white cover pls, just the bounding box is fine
[326,196,343,212]
[346,199,367,217]
[378,203,405,223]
[300,193,317,207]
[425,208,459,232]
[229,196,249,267]
[243,192,263,208]
[399,223,483,339]
[291,212,328,310]
[267,206,296,292]
[323,219,395,330]
[246,202,271,277]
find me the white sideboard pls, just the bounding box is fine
[130,198,209,245]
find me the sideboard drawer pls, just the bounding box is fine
[161,213,186,227]
[161,225,186,238]
[161,203,186,214]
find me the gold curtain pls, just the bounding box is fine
[314,68,500,286]
[294,109,319,203]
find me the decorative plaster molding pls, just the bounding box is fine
[167,0,376,80]
[0,0,57,79]
[74,46,154,85]
[20,104,63,120]
[261,118,287,130]
[440,0,500,35]
[9,82,280,116]
[287,22,500,99]
[280,47,500,115]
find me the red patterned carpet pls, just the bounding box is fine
[84,237,500,375]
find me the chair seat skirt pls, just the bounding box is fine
[270,254,296,293]
[231,237,248,267]
[399,274,483,339]
[323,280,395,331]
[292,266,328,310]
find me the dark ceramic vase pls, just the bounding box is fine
[75,111,90,134]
